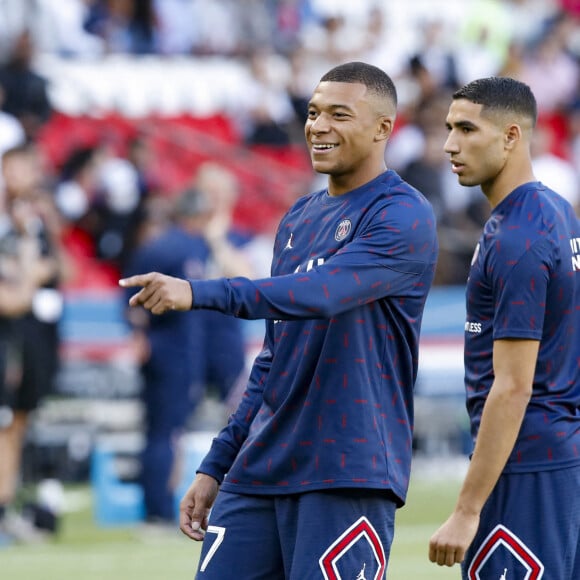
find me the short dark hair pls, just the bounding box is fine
[320,61,398,108]
[453,76,537,127]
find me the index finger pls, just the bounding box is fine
[119,273,155,288]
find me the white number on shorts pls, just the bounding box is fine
[199,525,226,572]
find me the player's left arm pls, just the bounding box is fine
[429,338,539,567]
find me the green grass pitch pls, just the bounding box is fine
[0,474,462,579]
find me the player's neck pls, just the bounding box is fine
[327,165,388,197]
[483,160,536,209]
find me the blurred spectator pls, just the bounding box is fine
[399,101,451,222]
[395,91,487,285]
[561,0,580,16]
[271,0,307,55]
[408,18,458,95]
[109,134,163,265]
[455,21,504,86]
[516,12,580,116]
[459,0,512,67]
[192,162,254,278]
[236,0,277,55]
[123,175,253,524]
[0,86,26,168]
[153,0,195,55]
[85,0,158,55]
[93,146,143,270]
[0,30,52,141]
[130,191,173,250]
[154,0,258,56]
[54,145,103,258]
[496,38,527,79]
[55,140,152,282]
[123,187,211,525]
[126,134,161,198]
[189,0,243,56]
[33,0,105,58]
[532,120,580,212]
[285,47,318,137]
[298,13,364,70]
[436,195,490,286]
[191,162,255,412]
[237,49,296,146]
[388,91,451,177]
[505,0,558,46]
[402,56,443,113]
[568,99,580,208]
[356,5,410,79]
[54,144,124,287]
[0,0,29,57]
[0,143,69,543]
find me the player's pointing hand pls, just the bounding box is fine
[119,272,193,314]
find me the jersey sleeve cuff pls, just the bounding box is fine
[196,438,238,484]
[188,279,229,311]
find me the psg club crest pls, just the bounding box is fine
[335,219,352,242]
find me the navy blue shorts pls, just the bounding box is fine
[195,488,397,580]
[462,465,580,579]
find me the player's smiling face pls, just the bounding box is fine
[305,81,388,194]
[444,99,508,190]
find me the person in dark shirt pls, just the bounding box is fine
[0,144,65,544]
[0,31,51,141]
[124,186,253,525]
[429,77,580,579]
[121,61,438,579]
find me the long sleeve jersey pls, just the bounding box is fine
[192,170,438,505]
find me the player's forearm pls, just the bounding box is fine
[454,380,530,516]
[189,262,400,320]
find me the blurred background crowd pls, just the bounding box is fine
[0,0,579,543]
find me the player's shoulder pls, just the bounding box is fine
[382,170,434,204]
[538,184,579,227]
[371,170,437,220]
[502,182,576,235]
[486,183,576,259]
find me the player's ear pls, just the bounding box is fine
[375,115,394,142]
[504,123,521,150]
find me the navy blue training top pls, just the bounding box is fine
[192,170,438,505]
